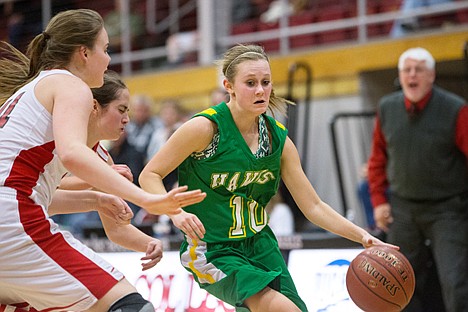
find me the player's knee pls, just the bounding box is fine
[108,293,154,312]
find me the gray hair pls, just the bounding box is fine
[398,47,435,70]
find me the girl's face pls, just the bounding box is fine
[228,59,272,115]
[86,28,111,88]
[96,88,130,141]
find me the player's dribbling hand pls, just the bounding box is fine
[96,192,133,225]
[361,232,399,250]
[141,239,163,271]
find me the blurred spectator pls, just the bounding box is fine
[356,162,378,231]
[210,88,229,106]
[134,99,186,233]
[108,132,145,187]
[125,94,162,164]
[231,0,257,23]
[5,0,42,52]
[4,0,76,52]
[108,132,146,214]
[146,99,187,190]
[165,30,199,65]
[266,192,295,237]
[251,0,275,15]
[260,0,308,24]
[104,0,145,53]
[391,0,454,37]
[368,47,467,311]
[265,190,295,263]
[51,0,77,15]
[164,1,261,67]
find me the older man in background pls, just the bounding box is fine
[368,47,468,312]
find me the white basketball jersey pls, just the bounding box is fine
[0,70,123,311]
[0,69,68,206]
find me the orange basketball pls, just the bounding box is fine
[346,246,415,312]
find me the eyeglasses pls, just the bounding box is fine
[399,66,429,75]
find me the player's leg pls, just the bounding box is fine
[1,202,144,312]
[244,228,305,311]
[1,198,153,312]
[86,279,154,312]
[107,293,154,312]
[244,287,301,312]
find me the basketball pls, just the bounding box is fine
[346,246,415,312]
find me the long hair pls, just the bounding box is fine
[218,44,294,116]
[91,70,127,109]
[0,9,104,106]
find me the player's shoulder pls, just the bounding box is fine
[184,115,216,135]
[195,106,219,117]
[38,71,89,95]
[35,71,91,112]
[175,116,216,153]
[265,114,287,131]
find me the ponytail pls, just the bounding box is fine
[0,41,30,106]
[1,9,104,106]
[27,32,50,80]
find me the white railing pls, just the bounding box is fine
[116,0,468,75]
[2,0,468,76]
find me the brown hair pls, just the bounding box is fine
[0,9,104,106]
[218,44,294,116]
[91,70,127,109]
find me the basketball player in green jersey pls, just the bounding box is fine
[139,44,397,312]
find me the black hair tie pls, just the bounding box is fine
[41,31,50,48]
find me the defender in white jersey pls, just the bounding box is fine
[56,70,165,270]
[0,9,205,312]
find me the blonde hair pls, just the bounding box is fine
[218,44,294,116]
[0,9,104,106]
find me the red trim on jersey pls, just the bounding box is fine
[0,298,85,312]
[0,92,25,128]
[4,143,118,301]
[92,142,109,162]
[0,303,31,312]
[37,298,87,312]
[4,141,56,196]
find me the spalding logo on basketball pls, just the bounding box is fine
[346,246,415,312]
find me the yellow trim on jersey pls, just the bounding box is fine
[199,107,217,116]
[188,239,216,284]
[275,120,286,130]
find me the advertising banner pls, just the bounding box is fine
[288,249,363,311]
[100,248,364,312]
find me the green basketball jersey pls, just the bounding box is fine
[179,102,288,243]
